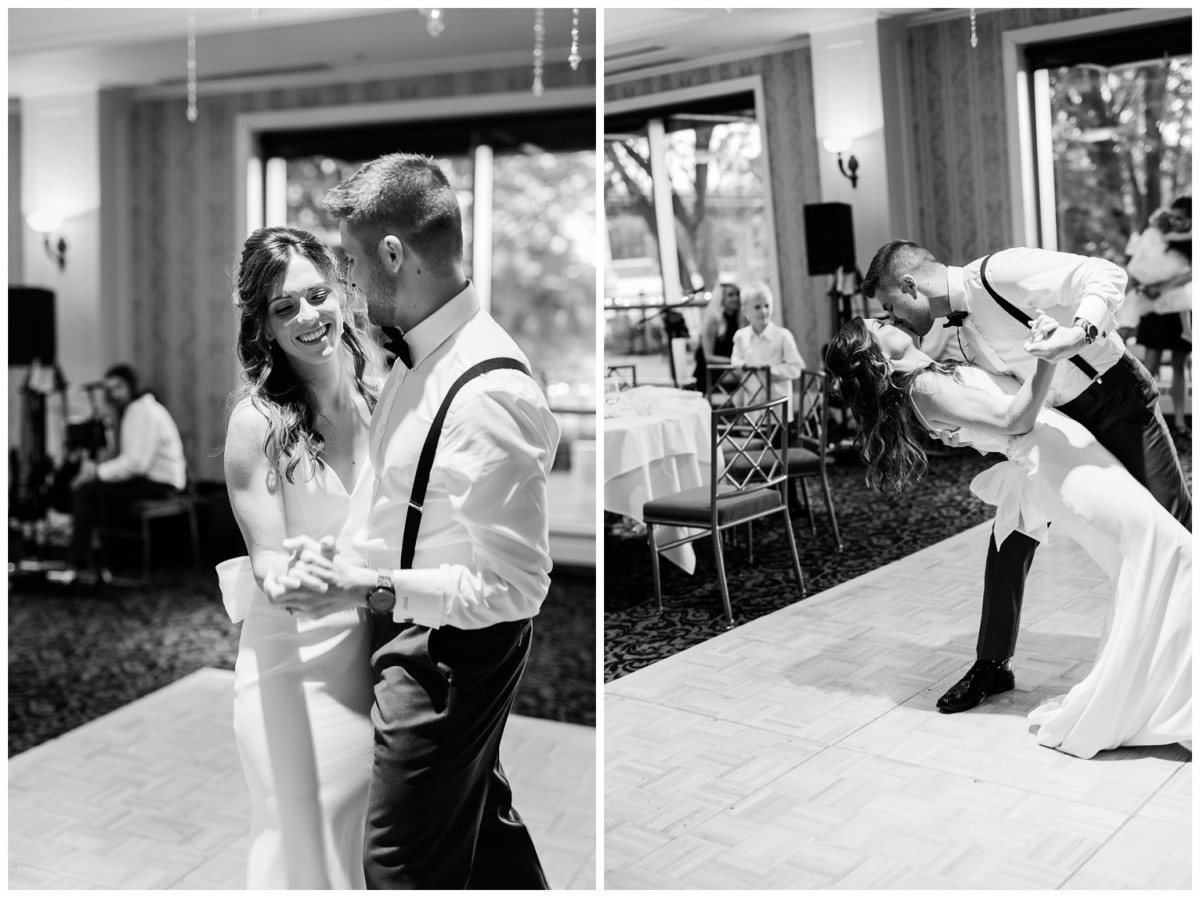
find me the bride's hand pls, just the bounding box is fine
[1023,310,1076,361]
[279,535,374,605]
[1025,310,1058,344]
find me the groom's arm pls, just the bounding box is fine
[992,247,1129,363]
[282,382,561,628]
[385,385,561,629]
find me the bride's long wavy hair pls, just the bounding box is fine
[824,317,960,495]
[230,226,379,483]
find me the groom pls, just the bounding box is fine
[275,153,558,888]
[863,240,1191,713]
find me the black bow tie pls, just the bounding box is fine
[943,310,969,329]
[379,326,412,369]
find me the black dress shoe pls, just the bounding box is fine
[936,660,1015,713]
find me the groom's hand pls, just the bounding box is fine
[1024,312,1084,362]
[271,535,374,615]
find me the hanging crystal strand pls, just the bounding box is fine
[569,8,581,71]
[969,9,978,49]
[186,13,198,123]
[532,9,545,96]
[420,9,444,38]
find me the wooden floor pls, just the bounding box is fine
[605,520,1191,890]
[9,668,596,890]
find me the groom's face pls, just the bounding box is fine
[339,221,395,327]
[878,275,933,339]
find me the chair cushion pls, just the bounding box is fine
[644,484,784,526]
[785,447,822,474]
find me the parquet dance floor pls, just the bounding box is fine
[605,521,1191,889]
[9,668,596,889]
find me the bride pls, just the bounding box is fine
[825,315,1190,759]
[217,226,380,887]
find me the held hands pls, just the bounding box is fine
[265,535,373,617]
[1023,310,1079,363]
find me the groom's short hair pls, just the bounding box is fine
[862,240,939,298]
[324,153,463,270]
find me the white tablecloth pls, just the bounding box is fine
[603,386,713,573]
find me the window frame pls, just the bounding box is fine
[604,75,782,312]
[1001,9,1191,249]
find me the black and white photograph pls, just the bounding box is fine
[9,7,596,890]
[602,7,1191,890]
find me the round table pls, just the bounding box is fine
[603,386,713,573]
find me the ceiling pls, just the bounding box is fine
[8,8,596,99]
[605,8,936,76]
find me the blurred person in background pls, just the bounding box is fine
[1128,195,1192,436]
[65,363,186,584]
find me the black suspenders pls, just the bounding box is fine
[400,358,532,570]
[978,254,1100,381]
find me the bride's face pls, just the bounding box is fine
[265,255,345,365]
[865,317,914,360]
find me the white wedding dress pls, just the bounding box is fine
[217,438,375,889]
[915,365,1191,759]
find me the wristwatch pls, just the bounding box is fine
[1074,317,1099,345]
[366,569,396,614]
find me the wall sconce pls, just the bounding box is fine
[822,137,859,189]
[26,212,68,271]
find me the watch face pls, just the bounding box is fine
[368,588,396,614]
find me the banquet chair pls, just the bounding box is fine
[605,364,638,390]
[96,472,202,584]
[642,395,806,628]
[705,364,771,411]
[787,370,843,551]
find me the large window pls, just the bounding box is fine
[1029,21,1191,260]
[604,86,775,385]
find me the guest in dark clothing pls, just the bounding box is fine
[67,364,186,582]
[694,282,742,391]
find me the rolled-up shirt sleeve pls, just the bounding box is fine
[97,401,157,482]
[1001,247,1128,333]
[389,384,560,630]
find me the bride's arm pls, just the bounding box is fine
[224,401,329,603]
[913,357,1057,437]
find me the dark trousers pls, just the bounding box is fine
[69,476,177,568]
[977,352,1192,660]
[364,618,548,890]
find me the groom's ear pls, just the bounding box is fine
[377,235,405,274]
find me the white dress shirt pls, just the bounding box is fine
[946,247,1128,406]
[96,393,187,489]
[730,321,805,415]
[354,282,561,631]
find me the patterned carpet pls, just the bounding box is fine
[605,433,1192,682]
[8,561,595,757]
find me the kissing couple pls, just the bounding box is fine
[827,240,1190,759]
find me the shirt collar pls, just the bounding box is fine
[748,321,777,340]
[401,280,479,368]
[946,266,969,315]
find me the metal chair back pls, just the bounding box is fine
[705,364,771,412]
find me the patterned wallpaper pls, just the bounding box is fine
[606,48,832,372]
[111,59,594,481]
[904,8,1130,265]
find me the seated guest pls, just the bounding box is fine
[67,364,187,581]
[731,282,805,416]
[694,282,742,390]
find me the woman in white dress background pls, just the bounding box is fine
[218,226,380,888]
[825,316,1190,759]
